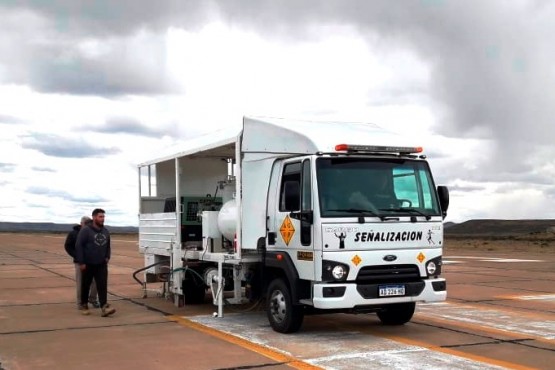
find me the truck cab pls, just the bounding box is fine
[264,146,448,332]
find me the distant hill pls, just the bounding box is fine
[443,221,457,229]
[445,219,555,237]
[0,222,138,234]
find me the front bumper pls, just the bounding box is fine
[312,278,446,309]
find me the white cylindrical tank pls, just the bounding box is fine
[221,181,236,204]
[217,199,237,241]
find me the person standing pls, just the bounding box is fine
[75,208,116,317]
[64,216,99,309]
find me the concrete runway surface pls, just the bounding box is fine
[0,233,553,369]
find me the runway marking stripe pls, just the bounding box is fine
[439,301,555,321]
[171,314,534,370]
[445,257,545,263]
[498,294,555,301]
[167,315,322,370]
[367,330,537,370]
[415,313,555,345]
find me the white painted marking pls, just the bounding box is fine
[512,294,555,301]
[481,258,544,263]
[446,256,545,263]
[417,302,555,340]
[442,260,464,264]
[188,312,505,369]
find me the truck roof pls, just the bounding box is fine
[138,116,418,167]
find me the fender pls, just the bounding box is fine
[265,251,310,304]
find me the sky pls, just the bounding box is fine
[1,0,554,226]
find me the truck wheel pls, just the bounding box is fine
[267,278,304,333]
[377,302,415,325]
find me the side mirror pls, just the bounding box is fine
[437,186,449,219]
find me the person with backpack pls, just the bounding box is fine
[64,215,99,309]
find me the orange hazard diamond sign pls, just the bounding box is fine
[352,255,362,266]
[280,215,295,245]
[417,252,425,263]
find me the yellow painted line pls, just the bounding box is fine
[365,329,537,370]
[414,313,555,346]
[167,315,322,370]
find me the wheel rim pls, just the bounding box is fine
[269,289,287,324]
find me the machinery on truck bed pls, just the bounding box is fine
[137,117,449,333]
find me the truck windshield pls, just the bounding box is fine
[316,157,441,218]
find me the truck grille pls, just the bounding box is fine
[356,264,420,283]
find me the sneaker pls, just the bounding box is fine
[79,305,90,316]
[101,304,116,317]
[91,301,101,308]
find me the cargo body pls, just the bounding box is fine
[137,117,450,333]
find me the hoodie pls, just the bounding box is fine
[75,224,111,265]
[64,224,81,262]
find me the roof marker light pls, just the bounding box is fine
[334,144,423,154]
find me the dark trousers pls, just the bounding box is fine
[80,263,108,307]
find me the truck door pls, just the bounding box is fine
[271,158,314,281]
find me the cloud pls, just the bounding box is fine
[0,162,16,172]
[32,166,56,173]
[202,1,555,177]
[26,186,109,203]
[90,116,174,137]
[0,114,24,124]
[21,133,120,158]
[0,6,183,96]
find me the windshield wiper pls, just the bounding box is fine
[327,208,388,221]
[381,207,432,221]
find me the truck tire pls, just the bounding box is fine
[377,302,415,325]
[267,278,304,333]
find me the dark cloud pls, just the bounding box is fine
[1,1,553,177]
[0,163,16,172]
[88,116,174,137]
[8,1,212,37]
[0,114,24,124]
[26,186,109,203]
[207,0,555,178]
[0,4,186,96]
[27,42,182,96]
[21,133,120,158]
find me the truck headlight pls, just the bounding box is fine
[426,261,437,275]
[322,260,350,282]
[332,265,347,280]
[425,256,442,277]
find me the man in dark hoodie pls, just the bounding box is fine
[75,208,116,317]
[64,215,99,309]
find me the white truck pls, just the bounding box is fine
[137,117,449,333]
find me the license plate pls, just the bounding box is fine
[379,285,405,297]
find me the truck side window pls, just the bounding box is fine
[280,162,301,212]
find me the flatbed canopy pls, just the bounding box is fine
[138,116,417,167]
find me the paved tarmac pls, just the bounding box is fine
[0,233,554,369]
